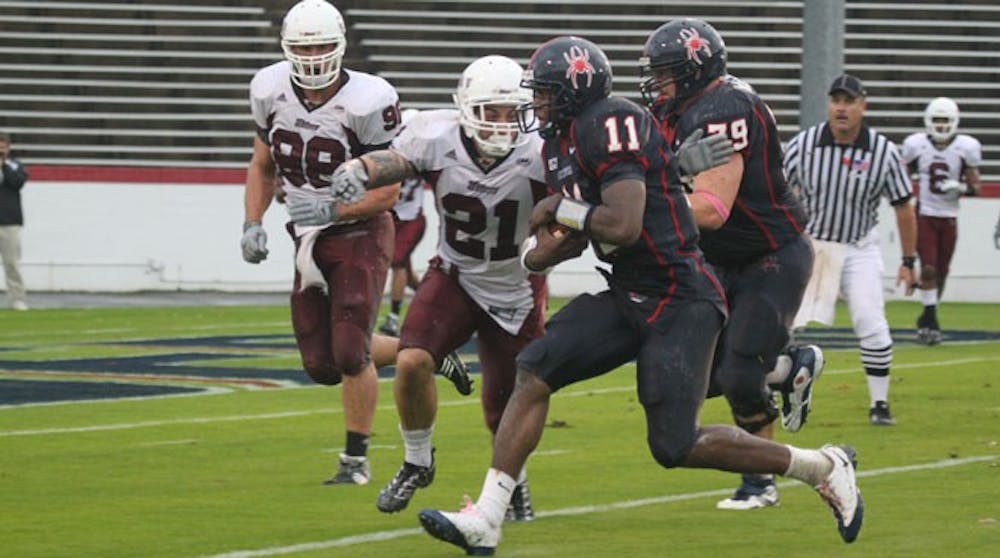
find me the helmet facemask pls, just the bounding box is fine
[454,55,532,157]
[517,75,578,140]
[281,0,347,90]
[638,57,696,107]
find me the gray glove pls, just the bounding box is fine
[676,128,735,175]
[330,158,369,205]
[241,222,268,263]
[287,196,338,227]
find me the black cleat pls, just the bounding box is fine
[437,351,474,396]
[376,454,435,513]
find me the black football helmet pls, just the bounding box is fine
[639,18,727,107]
[517,36,613,139]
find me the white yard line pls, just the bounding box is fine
[203,454,997,558]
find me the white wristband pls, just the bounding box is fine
[554,198,594,232]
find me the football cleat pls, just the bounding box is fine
[437,351,474,396]
[504,480,535,522]
[780,345,825,432]
[419,497,500,556]
[869,401,896,426]
[717,474,780,510]
[815,445,864,543]
[376,454,436,513]
[323,453,370,486]
[378,313,400,336]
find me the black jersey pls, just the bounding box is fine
[543,96,725,304]
[656,81,807,269]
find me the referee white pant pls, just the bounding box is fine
[798,227,893,405]
[0,225,27,307]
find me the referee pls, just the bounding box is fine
[783,74,917,426]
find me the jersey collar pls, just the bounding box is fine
[818,122,871,150]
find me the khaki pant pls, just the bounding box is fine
[0,225,26,306]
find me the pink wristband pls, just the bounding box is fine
[691,190,731,222]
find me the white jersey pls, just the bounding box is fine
[392,109,546,335]
[393,177,425,221]
[249,62,400,233]
[901,132,981,218]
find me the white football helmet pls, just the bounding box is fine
[924,97,960,144]
[281,0,347,90]
[453,55,532,157]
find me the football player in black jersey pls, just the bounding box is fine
[641,18,827,510]
[416,37,863,555]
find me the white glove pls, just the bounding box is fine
[241,222,268,263]
[938,179,964,201]
[286,196,338,227]
[330,158,369,205]
[676,129,735,175]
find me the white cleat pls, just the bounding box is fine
[716,475,780,510]
[419,497,500,556]
[816,445,864,543]
[781,345,824,432]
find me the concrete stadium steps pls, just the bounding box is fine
[0,0,280,166]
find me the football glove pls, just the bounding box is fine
[241,222,268,263]
[286,196,339,227]
[938,179,965,201]
[330,158,369,205]
[677,128,735,175]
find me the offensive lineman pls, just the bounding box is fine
[640,18,824,508]
[902,97,982,345]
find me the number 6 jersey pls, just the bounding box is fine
[901,132,981,218]
[392,109,548,335]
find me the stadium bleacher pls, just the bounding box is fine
[0,0,997,182]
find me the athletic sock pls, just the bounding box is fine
[866,373,890,407]
[784,445,834,486]
[345,430,370,458]
[476,468,516,526]
[391,300,402,314]
[401,424,434,467]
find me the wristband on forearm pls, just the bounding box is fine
[902,255,916,270]
[554,198,594,233]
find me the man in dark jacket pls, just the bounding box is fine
[0,132,29,310]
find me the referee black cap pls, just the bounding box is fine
[828,74,866,98]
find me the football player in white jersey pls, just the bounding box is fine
[379,109,430,338]
[241,0,471,487]
[902,97,982,344]
[293,54,550,519]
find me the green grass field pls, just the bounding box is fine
[1,300,998,557]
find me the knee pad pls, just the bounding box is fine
[730,398,779,433]
[728,297,787,361]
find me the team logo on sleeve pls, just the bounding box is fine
[680,28,712,65]
[563,46,595,90]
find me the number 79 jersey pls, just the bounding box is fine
[392,109,549,335]
[249,61,400,197]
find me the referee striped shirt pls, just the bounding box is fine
[783,123,911,244]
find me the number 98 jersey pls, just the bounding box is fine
[249,61,401,196]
